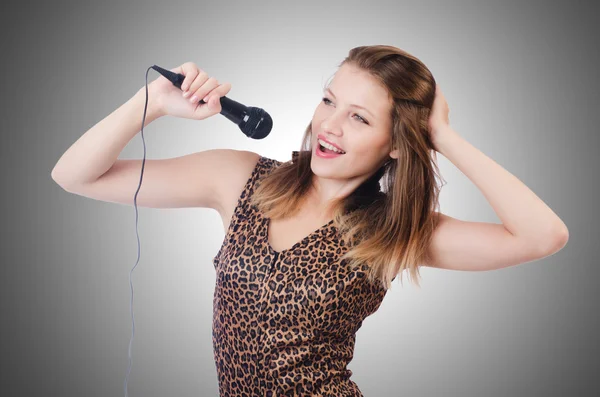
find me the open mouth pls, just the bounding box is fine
[320,143,342,154]
[316,142,345,157]
[317,139,345,155]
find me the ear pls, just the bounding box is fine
[389,148,399,159]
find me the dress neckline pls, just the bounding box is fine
[262,215,335,255]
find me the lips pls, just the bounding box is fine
[315,142,344,158]
[317,134,344,152]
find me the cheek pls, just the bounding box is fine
[347,137,388,164]
[312,109,325,127]
[347,137,375,155]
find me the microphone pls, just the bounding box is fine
[151,64,272,139]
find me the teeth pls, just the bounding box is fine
[318,139,345,154]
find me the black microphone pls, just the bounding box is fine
[151,65,272,139]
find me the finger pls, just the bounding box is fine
[203,82,232,102]
[179,62,200,92]
[186,72,211,99]
[190,76,218,103]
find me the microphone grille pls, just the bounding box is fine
[241,107,272,139]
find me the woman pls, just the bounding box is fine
[51,45,569,396]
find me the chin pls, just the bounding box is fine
[311,153,349,178]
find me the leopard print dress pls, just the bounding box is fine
[212,153,388,396]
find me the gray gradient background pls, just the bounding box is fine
[1,0,597,396]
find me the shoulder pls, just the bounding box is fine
[220,150,262,199]
[216,151,281,228]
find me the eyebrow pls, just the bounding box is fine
[324,87,375,119]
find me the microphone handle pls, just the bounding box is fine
[151,64,246,125]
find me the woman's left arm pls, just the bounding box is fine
[423,85,568,271]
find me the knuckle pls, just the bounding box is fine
[182,62,194,73]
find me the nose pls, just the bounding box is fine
[320,110,345,136]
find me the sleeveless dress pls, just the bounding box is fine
[212,153,388,396]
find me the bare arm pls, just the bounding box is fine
[51,87,162,187]
[51,62,249,212]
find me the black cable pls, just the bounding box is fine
[123,65,153,397]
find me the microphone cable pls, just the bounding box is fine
[123,65,153,397]
[122,64,273,396]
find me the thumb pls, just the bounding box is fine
[208,95,222,113]
[194,96,219,119]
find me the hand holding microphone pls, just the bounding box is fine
[147,62,229,120]
[145,62,272,139]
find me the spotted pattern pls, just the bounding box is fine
[212,154,388,396]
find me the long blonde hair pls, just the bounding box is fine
[250,45,444,290]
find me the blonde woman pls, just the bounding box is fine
[51,45,568,396]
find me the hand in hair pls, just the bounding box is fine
[427,84,451,151]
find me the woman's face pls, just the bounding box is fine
[310,63,398,183]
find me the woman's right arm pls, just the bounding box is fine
[50,87,162,187]
[49,62,257,212]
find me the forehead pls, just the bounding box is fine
[328,63,391,112]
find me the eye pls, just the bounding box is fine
[353,113,369,125]
[321,97,370,125]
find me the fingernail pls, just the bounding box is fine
[190,95,198,103]
[182,91,189,98]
